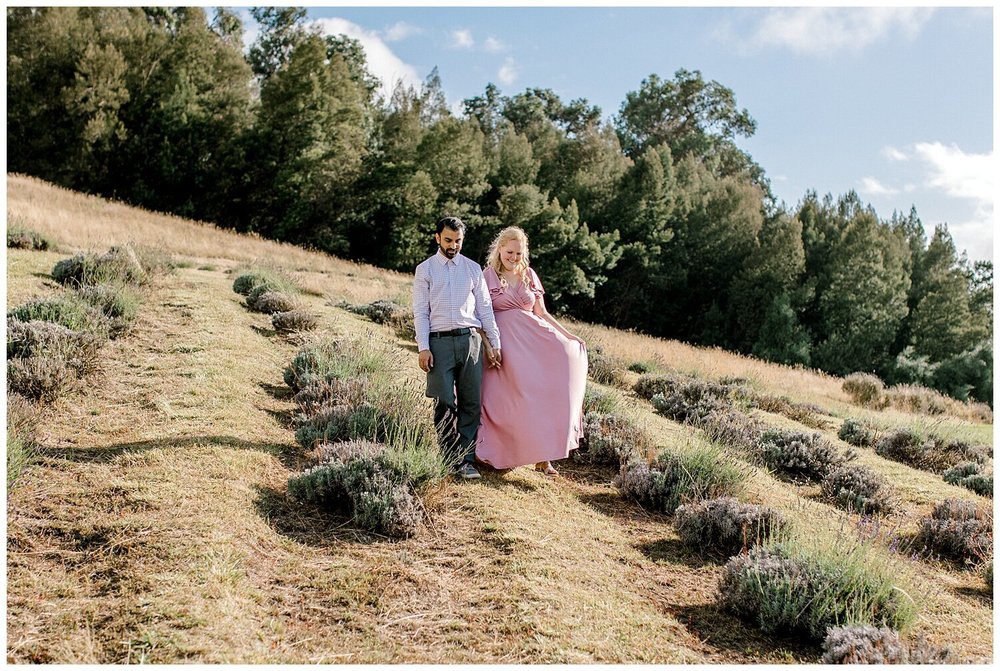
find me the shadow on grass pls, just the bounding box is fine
[253,485,387,547]
[671,602,821,663]
[476,467,540,494]
[250,324,277,338]
[558,460,618,486]
[40,435,301,469]
[953,585,993,605]
[576,490,668,528]
[263,406,296,428]
[259,381,293,400]
[635,537,720,569]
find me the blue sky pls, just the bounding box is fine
[237,4,994,262]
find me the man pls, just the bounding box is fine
[412,216,502,479]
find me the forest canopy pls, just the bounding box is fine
[7,6,992,404]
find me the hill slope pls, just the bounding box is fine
[5,174,993,663]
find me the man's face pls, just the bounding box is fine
[435,227,463,259]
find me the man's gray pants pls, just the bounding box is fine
[426,331,482,465]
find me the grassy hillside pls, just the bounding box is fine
[6,174,993,663]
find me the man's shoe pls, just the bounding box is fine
[455,462,482,480]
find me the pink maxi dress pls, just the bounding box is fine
[475,266,588,469]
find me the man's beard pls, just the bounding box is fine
[441,246,458,258]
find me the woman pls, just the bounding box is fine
[475,226,588,475]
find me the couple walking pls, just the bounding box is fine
[412,216,588,479]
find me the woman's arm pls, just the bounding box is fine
[532,296,584,344]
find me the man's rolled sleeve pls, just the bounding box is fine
[412,264,432,351]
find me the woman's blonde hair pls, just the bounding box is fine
[486,226,531,288]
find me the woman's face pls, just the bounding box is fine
[499,238,525,272]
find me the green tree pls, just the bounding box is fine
[752,293,812,366]
[730,212,807,354]
[497,185,619,306]
[615,69,765,189]
[246,31,371,247]
[119,7,254,220]
[248,6,308,78]
[909,226,977,362]
[810,195,911,374]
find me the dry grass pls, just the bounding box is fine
[6,175,994,663]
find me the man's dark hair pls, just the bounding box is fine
[436,215,466,235]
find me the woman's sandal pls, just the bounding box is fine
[535,462,559,476]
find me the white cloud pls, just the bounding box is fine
[914,142,995,260]
[882,146,908,162]
[912,142,995,202]
[859,176,899,197]
[383,21,420,42]
[451,29,474,49]
[720,7,935,56]
[484,37,506,53]
[498,58,519,86]
[313,17,422,102]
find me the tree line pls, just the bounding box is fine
[7,7,992,404]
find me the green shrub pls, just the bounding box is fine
[754,394,828,429]
[953,473,993,498]
[272,310,318,334]
[628,361,653,374]
[759,428,850,481]
[283,338,388,393]
[294,378,371,416]
[842,372,887,408]
[232,267,297,297]
[700,409,765,453]
[875,429,988,473]
[340,299,404,324]
[7,318,102,376]
[719,540,917,641]
[7,355,80,402]
[614,444,747,514]
[588,346,628,386]
[76,283,140,337]
[287,440,424,538]
[838,418,876,447]
[294,404,383,449]
[821,465,896,515]
[583,383,622,415]
[914,499,992,565]
[575,412,650,466]
[8,295,108,336]
[6,394,40,489]
[673,496,787,557]
[943,462,993,498]
[7,225,52,250]
[248,289,296,314]
[820,625,958,664]
[51,245,150,287]
[633,373,681,400]
[650,377,731,424]
[884,383,949,415]
[981,556,993,594]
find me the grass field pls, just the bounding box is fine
[5,173,994,663]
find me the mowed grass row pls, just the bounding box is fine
[6,175,994,662]
[5,256,726,663]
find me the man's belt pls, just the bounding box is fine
[429,328,472,338]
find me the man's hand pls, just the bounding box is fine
[492,348,502,368]
[418,349,433,372]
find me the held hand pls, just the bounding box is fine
[418,350,433,372]
[493,348,502,368]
